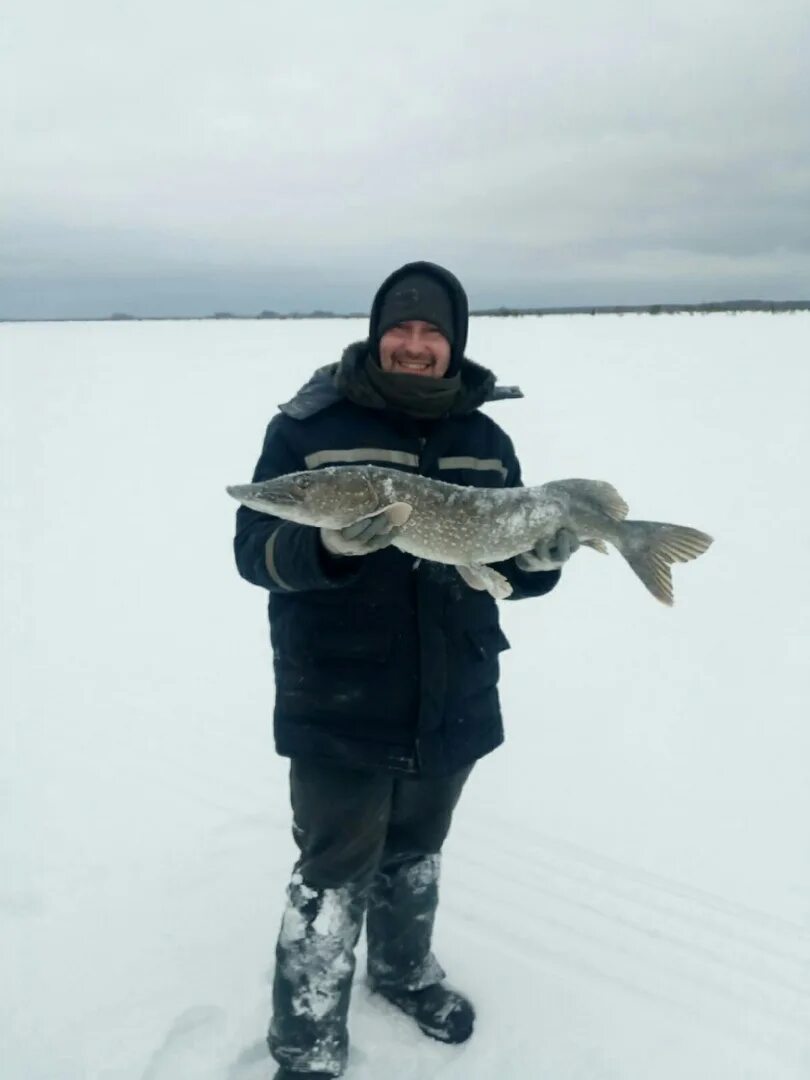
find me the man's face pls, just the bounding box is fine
[378,320,451,378]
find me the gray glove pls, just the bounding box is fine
[515,527,580,571]
[320,509,399,557]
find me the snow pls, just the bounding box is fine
[2,313,809,1079]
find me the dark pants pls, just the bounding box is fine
[268,757,473,1077]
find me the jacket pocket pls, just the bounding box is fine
[465,625,511,660]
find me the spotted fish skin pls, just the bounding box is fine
[226,465,713,605]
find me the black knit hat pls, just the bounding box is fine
[369,261,469,375]
[375,272,455,345]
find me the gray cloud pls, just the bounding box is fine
[3,0,809,317]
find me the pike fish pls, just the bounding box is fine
[227,465,713,604]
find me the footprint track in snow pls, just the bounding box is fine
[455,813,810,959]
[450,839,810,1001]
[441,825,809,1065]
[139,1006,227,1080]
[451,814,810,986]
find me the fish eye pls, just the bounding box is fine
[296,474,312,490]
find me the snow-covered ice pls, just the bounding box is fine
[2,313,809,1079]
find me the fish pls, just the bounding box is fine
[227,465,713,604]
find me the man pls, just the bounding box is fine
[233,262,578,1078]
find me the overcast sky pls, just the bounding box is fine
[2,0,809,318]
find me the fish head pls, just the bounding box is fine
[226,466,381,528]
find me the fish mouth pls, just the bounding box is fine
[226,482,300,506]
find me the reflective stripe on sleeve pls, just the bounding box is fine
[265,525,294,591]
[437,456,508,480]
[304,448,420,470]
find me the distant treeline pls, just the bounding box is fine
[473,300,810,316]
[3,300,809,324]
[114,299,810,320]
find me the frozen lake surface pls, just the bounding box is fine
[2,313,809,1078]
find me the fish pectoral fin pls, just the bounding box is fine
[582,538,609,555]
[381,501,413,527]
[354,501,413,527]
[457,563,513,600]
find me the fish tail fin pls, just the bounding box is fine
[613,521,713,605]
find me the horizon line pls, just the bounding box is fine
[2,298,809,324]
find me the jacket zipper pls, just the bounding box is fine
[415,434,427,773]
[417,435,427,473]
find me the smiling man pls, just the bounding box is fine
[376,273,453,378]
[379,318,450,376]
[233,261,578,1078]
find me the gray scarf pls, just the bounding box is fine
[336,354,462,419]
[332,341,498,418]
[363,356,462,418]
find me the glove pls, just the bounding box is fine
[320,509,400,557]
[515,527,580,571]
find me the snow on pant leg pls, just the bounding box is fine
[366,764,473,992]
[268,758,394,1076]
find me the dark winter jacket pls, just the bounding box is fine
[233,339,561,777]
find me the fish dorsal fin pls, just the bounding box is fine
[544,479,629,521]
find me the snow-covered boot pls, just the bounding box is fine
[268,874,365,1078]
[376,982,475,1044]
